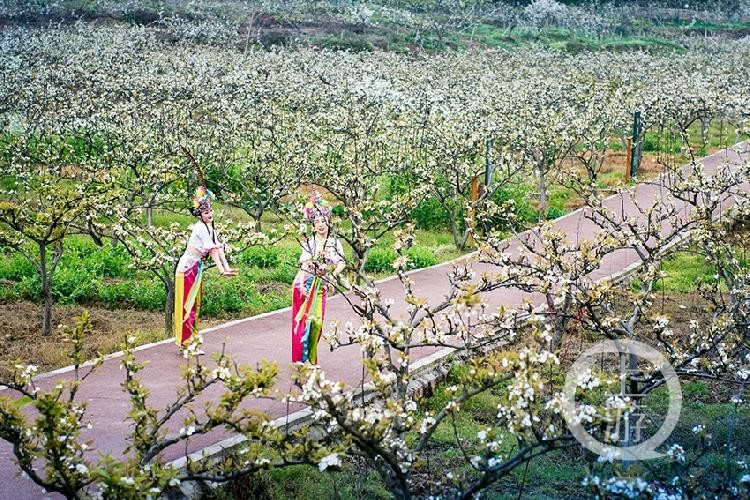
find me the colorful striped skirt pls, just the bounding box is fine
[174,259,204,346]
[291,276,327,364]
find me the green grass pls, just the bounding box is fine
[0,209,472,317]
[687,118,748,150]
[660,19,750,31]
[682,380,710,398]
[654,252,716,293]
[313,34,376,52]
[4,125,746,318]
[148,210,197,228]
[252,381,746,499]
[642,118,749,159]
[485,449,588,499]
[365,229,468,278]
[599,35,685,53]
[205,343,749,499]
[208,464,391,500]
[628,250,718,294]
[641,384,750,455]
[148,203,257,229]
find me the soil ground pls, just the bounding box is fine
[0,301,237,375]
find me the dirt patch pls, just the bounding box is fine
[599,150,665,177]
[684,27,750,39]
[257,282,288,295]
[0,301,231,374]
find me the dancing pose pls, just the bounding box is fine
[174,185,237,346]
[291,193,345,364]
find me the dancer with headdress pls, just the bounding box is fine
[291,193,345,364]
[174,153,237,347]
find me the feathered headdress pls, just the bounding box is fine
[303,192,331,221]
[192,185,213,215]
[183,146,214,216]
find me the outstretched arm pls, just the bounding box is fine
[209,247,236,277]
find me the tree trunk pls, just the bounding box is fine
[254,205,263,232]
[40,243,52,337]
[42,279,53,337]
[634,137,643,174]
[449,211,465,251]
[354,249,366,281]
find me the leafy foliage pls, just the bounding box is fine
[1,2,750,498]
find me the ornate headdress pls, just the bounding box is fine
[192,185,214,216]
[304,192,331,221]
[183,146,214,216]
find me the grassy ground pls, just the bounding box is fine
[202,463,391,500]
[0,224,468,372]
[209,379,747,499]
[2,148,746,496]
[1,129,741,373]
[203,273,750,499]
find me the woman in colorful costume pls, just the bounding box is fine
[291,193,345,364]
[174,185,237,346]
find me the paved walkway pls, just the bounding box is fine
[1,145,747,499]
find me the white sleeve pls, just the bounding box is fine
[187,224,207,251]
[190,223,224,254]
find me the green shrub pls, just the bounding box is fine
[98,281,133,308]
[0,254,36,281]
[364,248,397,273]
[238,246,280,269]
[264,266,297,284]
[489,184,538,228]
[201,277,257,317]
[412,198,450,230]
[642,132,680,154]
[0,282,19,300]
[406,246,438,270]
[128,280,166,311]
[83,244,134,278]
[384,172,421,197]
[546,206,566,220]
[642,132,660,152]
[97,279,165,311]
[52,267,98,304]
[16,275,41,300]
[260,291,291,312]
[63,237,97,258]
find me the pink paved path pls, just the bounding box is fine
[1,145,748,498]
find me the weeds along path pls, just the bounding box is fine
[0,145,748,499]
